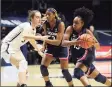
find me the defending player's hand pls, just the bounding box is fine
[34,48,44,57]
[40,46,45,52]
[38,51,44,58]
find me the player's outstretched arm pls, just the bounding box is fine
[23,35,49,41]
[29,39,44,57]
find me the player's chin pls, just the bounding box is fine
[36,23,41,27]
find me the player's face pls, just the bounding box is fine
[41,16,47,24]
[73,16,84,31]
[32,12,41,27]
[46,11,55,22]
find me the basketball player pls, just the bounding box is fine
[40,8,74,87]
[1,10,46,87]
[25,8,74,87]
[62,7,111,87]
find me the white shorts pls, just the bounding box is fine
[1,43,26,63]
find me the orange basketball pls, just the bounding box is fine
[78,34,95,49]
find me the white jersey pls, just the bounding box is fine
[1,22,36,63]
[2,22,36,50]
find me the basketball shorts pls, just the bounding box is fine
[1,43,25,63]
[45,46,69,60]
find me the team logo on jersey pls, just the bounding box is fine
[47,31,57,36]
[73,34,76,38]
[71,34,77,40]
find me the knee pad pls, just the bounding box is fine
[62,69,72,82]
[95,73,106,84]
[74,68,84,79]
[19,60,28,72]
[40,65,49,76]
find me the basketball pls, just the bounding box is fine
[78,34,95,49]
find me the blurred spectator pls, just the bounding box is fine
[41,14,47,24]
[58,12,66,22]
[90,25,99,41]
[36,26,44,44]
[27,42,42,65]
[1,27,7,39]
[89,25,100,63]
[58,12,69,28]
[39,0,47,13]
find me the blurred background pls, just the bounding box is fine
[1,0,111,67]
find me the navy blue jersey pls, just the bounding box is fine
[69,26,95,66]
[44,19,63,49]
[36,26,44,44]
[70,27,86,58]
[44,19,68,58]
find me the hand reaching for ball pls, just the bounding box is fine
[77,34,96,49]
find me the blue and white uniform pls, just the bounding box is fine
[1,22,36,63]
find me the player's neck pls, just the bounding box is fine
[49,19,56,25]
[49,19,56,29]
[31,22,36,30]
[75,28,82,33]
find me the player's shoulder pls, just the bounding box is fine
[19,22,31,28]
[66,25,73,32]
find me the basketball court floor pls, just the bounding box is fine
[1,61,111,86]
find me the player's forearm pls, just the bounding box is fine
[29,39,44,57]
[42,41,46,51]
[45,39,61,46]
[61,40,77,47]
[29,39,39,50]
[23,35,42,40]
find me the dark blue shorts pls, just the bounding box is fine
[71,50,95,67]
[45,46,69,60]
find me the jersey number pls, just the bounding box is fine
[51,36,56,40]
[74,45,81,50]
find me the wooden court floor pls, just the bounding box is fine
[1,63,111,86]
